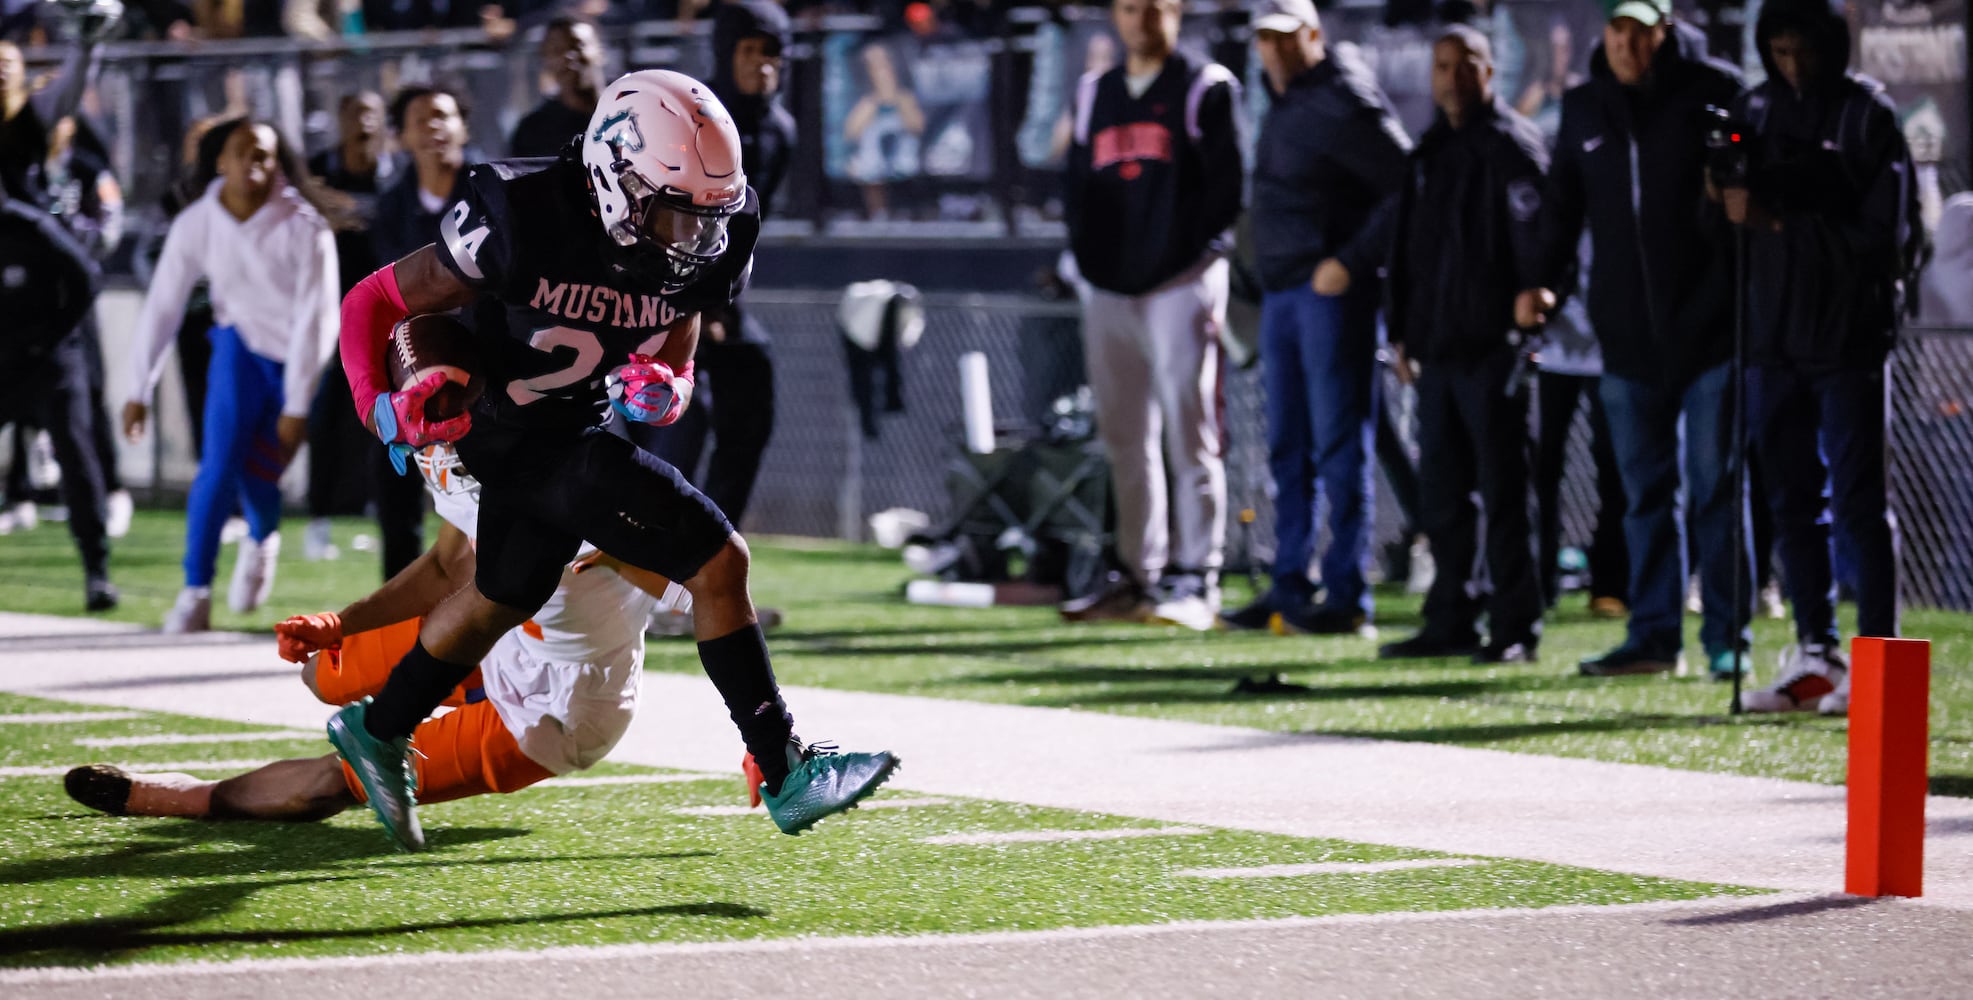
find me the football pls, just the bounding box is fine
[385,313,484,422]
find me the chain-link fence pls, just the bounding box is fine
[741,289,1973,613]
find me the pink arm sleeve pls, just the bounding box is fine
[341,265,409,424]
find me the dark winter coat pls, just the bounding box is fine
[1250,46,1413,293]
[1737,0,1918,369]
[1539,21,1745,385]
[1387,97,1549,364]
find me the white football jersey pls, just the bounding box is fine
[429,484,658,773]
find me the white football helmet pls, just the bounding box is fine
[413,443,479,500]
[582,70,747,288]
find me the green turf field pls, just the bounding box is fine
[0,688,1756,969]
[4,510,1969,794]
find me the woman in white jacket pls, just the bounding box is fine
[123,118,339,632]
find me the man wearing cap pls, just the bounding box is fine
[1378,25,1546,664]
[1520,0,1752,679]
[1219,0,1409,636]
[1060,0,1244,631]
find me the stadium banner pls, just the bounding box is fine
[1851,0,1969,225]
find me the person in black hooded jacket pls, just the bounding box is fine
[1730,0,1912,714]
[507,17,604,159]
[1523,0,1753,681]
[631,0,795,532]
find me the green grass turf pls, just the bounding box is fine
[0,689,1757,969]
[5,510,1970,792]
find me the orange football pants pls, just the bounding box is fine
[316,619,555,804]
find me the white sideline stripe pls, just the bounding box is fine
[534,773,726,788]
[674,796,954,817]
[0,893,1812,986]
[922,826,1209,846]
[0,759,273,778]
[75,730,320,748]
[1177,858,1491,879]
[0,711,143,724]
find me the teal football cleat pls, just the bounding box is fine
[759,739,899,836]
[327,698,424,852]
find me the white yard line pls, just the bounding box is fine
[674,796,954,817]
[921,826,1209,846]
[0,893,1815,986]
[534,773,725,788]
[0,712,143,724]
[0,759,282,778]
[75,731,319,748]
[1176,858,1490,878]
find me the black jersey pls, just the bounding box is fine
[432,156,759,431]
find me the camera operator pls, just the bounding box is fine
[1521,0,1753,679]
[1729,0,1914,715]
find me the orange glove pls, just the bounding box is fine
[275,612,344,664]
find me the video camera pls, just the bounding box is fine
[1702,105,1754,188]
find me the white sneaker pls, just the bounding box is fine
[1148,594,1220,631]
[1819,671,1851,716]
[647,606,694,637]
[303,518,339,561]
[105,490,133,539]
[228,532,280,614]
[220,516,249,545]
[162,587,212,633]
[1685,578,1703,615]
[0,500,38,534]
[1760,580,1787,621]
[1742,643,1847,713]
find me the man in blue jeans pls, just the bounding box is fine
[1223,0,1409,636]
[1731,0,1913,714]
[1522,0,1753,678]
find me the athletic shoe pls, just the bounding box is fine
[1589,596,1628,619]
[1819,672,1851,716]
[64,763,132,815]
[1685,579,1703,614]
[303,517,339,561]
[85,575,118,612]
[1578,645,1686,677]
[1741,644,1846,713]
[1378,631,1481,659]
[228,531,279,614]
[759,738,899,836]
[1708,649,1752,682]
[1060,575,1152,623]
[1473,639,1539,664]
[220,516,249,544]
[0,500,38,534]
[646,607,693,638]
[1760,580,1787,621]
[1147,573,1219,631]
[105,489,133,539]
[161,586,211,633]
[327,699,424,851]
[1274,606,1375,639]
[1219,593,1284,631]
[757,606,785,630]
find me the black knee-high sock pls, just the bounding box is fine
[697,623,795,790]
[363,640,477,741]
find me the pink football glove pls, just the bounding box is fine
[372,371,473,475]
[605,354,692,426]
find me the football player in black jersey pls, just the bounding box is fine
[334,70,896,851]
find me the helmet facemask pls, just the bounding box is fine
[602,139,739,290]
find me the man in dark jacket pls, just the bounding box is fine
[1218,0,1407,636]
[1379,25,1545,663]
[508,17,603,158]
[1523,0,1752,679]
[632,0,794,536]
[0,187,114,610]
[1060,0,1243,631]
[1732,0,1912,715]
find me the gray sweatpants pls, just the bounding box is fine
[1075,256,1228,587]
